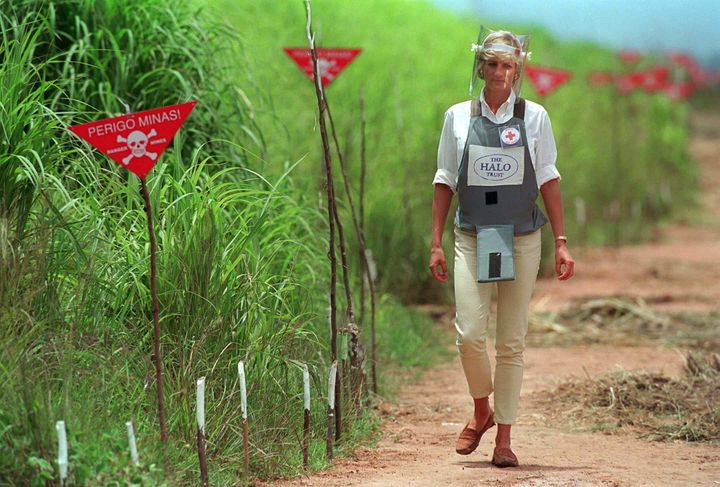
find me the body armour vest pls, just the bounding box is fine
[455,98,548,235]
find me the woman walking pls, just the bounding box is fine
[429,30,574,468]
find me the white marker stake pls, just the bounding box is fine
[328,361,337,410]
[196,377,206,432]
[196,377,209,486]
[126,421,140,466]
[303,365,311,412]
[365,248,377,285]
[238,361,247,420]
[56,420,68,485]
[238,360,250,478]
[326,361,337,460]
[302,364,311,468]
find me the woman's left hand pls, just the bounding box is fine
[555,243,575,280]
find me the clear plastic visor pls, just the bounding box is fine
[469,28,531,102]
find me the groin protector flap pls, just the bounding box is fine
[475,225,515,282]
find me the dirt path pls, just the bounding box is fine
[270,111,720,486]
[272,345,717,487]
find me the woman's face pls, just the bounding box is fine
[482,58,517,95]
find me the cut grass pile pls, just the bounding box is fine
[543,351,720,443]
[528,298,720,349]
[529,298,719,444]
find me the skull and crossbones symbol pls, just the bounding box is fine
[117,129,158,165]
[318,58,337,82]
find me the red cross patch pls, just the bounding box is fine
[500,126,521,146]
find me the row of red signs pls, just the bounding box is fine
[283,48,576,98]
[70,46,713,179]
[618,50,713,86]
[283,46,718,102]
[524,52,718,100]
[590,50,720,100]
[282,47,710,102]
[589,66,694,100]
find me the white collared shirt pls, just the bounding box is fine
[433,90,561,192]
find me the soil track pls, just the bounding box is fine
[269,111,720,486]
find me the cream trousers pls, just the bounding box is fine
[453,226,541,425]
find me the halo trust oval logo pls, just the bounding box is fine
[473,153,520,182]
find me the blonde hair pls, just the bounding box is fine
[478,31,523,62]
[476,31,524,81]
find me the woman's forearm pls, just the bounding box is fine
[540,177,575,280]
[539,178,565,239]
[432,184,454,248]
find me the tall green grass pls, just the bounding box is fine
[0,1,445,483]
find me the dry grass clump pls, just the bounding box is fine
[528,297,720,349]
[544,352,720,443]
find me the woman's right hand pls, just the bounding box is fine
[430,183,454,284]
[429,246,448,283]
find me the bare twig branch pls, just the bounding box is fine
[304,0,341,439]
[325,91,378,394]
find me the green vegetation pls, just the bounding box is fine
[0,0,443,484]
[0,0,702,484]
[217,0,697,299]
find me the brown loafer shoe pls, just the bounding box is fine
[491,446,519,468]
[455,411,495,455]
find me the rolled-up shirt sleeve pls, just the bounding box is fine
[433,109,458,192]
[534,110,561,187]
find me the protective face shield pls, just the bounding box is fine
[469,27,532,102]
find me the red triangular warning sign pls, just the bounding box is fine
[283,48,361,87]
[68,101,197,179]
[668,52,708,86]
[587,71,616,87]
[524,66,572,97]
[661,82,695,101]
[639,66,671,93]
[615,71,645,94]
[618,50,644,66]
[614,66,671,95]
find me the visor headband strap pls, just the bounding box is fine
[470,43,531,61]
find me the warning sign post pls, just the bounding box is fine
[68,101,197,448]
